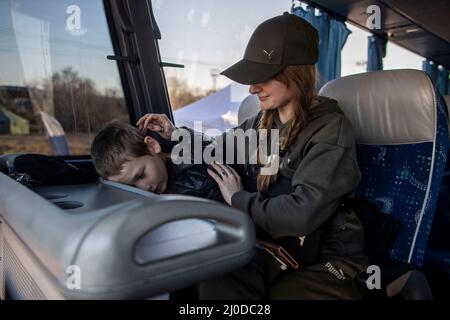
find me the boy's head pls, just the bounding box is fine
[91,120,168,193]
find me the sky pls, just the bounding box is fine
[0,0,123,95]
[152,0,423,90]
[151,0,294,91]
[342,23,423,77]
[0,0,424,96]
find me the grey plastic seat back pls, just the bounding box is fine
[0,173,255,299]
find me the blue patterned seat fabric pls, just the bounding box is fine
[423,95,450,296]
[355,90,449,267]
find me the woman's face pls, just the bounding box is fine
[249,79,293,111]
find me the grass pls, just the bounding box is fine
[0,134,92,155]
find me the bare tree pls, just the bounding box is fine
[167,76,216,110]
[48,67,128,133]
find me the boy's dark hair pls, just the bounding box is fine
[90,120,149,178]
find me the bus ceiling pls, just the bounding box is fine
[306,0,450,69]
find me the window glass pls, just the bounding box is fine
[0,0,129,155]
[341,23,423,76]
[341,23,370,77]
[152,0,291,130]
[384,41,422,71]
[153,1,425,132]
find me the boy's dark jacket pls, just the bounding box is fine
[155,130,223,202]
[165,161,223,202]
[232,96,368,273]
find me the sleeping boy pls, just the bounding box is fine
[90,120,223,202]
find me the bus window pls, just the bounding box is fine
[341,24,423,76]
[383,42,423,71]
[0,0,129,156]
[151,0,291,116]
[341,24,370,77]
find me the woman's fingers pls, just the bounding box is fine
[213,163,239,180]
[209,164,243,206]
[211,163,230,179]
[136,113,175,139]
[207,168,223,185]
[227,165,241,179]
[144,115,163,131]
[137,114,165,129]
[136,113,154,127]
[136,115,150,131]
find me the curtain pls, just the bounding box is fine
[367,35,387,72]
[292,5,351,89]
[423,59,449,95]
[423,59,438,81]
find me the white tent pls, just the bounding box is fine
[173,82,251,133]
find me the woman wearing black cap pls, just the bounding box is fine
[137,12,369,299]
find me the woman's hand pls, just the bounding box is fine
[136,113,176,140]
[207,163,244,206]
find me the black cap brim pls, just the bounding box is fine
[220,59,285,85]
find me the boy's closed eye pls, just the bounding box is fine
[133,168,145,182]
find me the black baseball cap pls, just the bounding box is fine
[221,12,319,85]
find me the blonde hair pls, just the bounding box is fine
[257,64,316,192]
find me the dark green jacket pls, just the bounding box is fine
[170,96,368,274]
[232,96,359,235]
[229,96,368,273]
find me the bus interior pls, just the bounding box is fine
[0,0,449,300]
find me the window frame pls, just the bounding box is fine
[104,0,173,125]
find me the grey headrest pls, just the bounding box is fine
[238,94,259,125]
[319,69,436,144]
[444,95,450,107]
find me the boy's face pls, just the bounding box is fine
[108,136,168,193]
[108,154,168,193]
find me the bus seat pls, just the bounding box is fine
[319,69,450,268]
[424,88,450,297]
[444,95,450,134]
[424,155,450,298]
[238,94,259,125]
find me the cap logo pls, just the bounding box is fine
[263,49,274,60]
